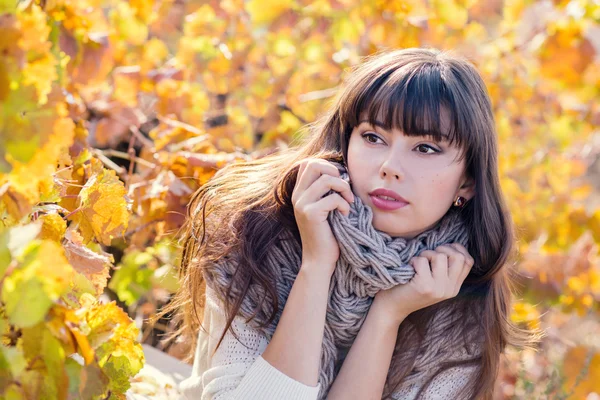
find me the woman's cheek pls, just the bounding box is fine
[431,173,462,203]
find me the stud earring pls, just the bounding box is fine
[453,196,466,208]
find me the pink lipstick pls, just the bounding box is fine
[368,188,409,211]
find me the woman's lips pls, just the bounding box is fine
[369,194,409,211]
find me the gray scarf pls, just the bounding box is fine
[206,161,478,399]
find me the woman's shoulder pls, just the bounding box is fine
[201,284,270,356]
[204,284,225,316]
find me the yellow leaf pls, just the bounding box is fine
[207,53,232,75]
[110,2,148,45]
[71,160,131,245]
[502,0,529,22]
[329,16,363,47]
[16,4,51,53]
[1,240,74,328]
[433,0,469,30]
[39,213,66,242]
[246,0,296,26]
[272,36,296,58]
[183,5,226,37]
[112,67,140,108]
[590,270,600,294]
[82,301,144,393]
[510,301,540,329]
[203,70,229,94]
[540,28,595,85]
[0,0,18,13]
[559,294,574,305]
[562,346,600,398]
[7,115,75,206]
[0,14,21,102]
[580,294,593,308]
[571,184,592,200]
[141,38,169,69]
[566,276,586,294]
[129,0,156,23]
[0,185,32,223]
[21,52,58,105]
[368,22,388,44]
[1,82,49,164]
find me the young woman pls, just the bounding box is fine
[174,48,536,400]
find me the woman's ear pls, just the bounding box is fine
[458,177,476,201]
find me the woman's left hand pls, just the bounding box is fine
[373,243,474,326]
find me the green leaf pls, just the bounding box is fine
[1,240,73,328]
[109,251,153,306]
[151,264,179,293]
[40,328,67,399]
[101,352,144,394]
[5,221,42,258]
[0,0,18,15]
[3,269,53,328]
[0,346,26,381]
[82,302,144,395]
[64,358,82,398]
[0,229,11,277]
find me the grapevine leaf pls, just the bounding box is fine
[63,228,113,295]
[108,250,153,306]
[83,302,144,395]
[71,161,131,245]
[1,240,74,328]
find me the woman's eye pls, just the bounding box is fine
[415,144,440,154]
[362,133,383,144]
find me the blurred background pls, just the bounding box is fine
[0,0,599,398]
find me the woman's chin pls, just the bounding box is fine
[371,218,418,239]
[372,219,399,237]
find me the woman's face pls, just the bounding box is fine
[346,112,475,239]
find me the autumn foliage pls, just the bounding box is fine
[0,0,599,398]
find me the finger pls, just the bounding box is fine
[410,256,433,281]
[433,245,465,282]
[419,250,448,280]
[294,160,340,197]
[302,174,354,204]
[434,246,466,296]
[292,162,308,204]
[312,193,351,217]
[448,244,475,283]
[295,162,307,190]
[445,244,475,294]
[448,243,474,268]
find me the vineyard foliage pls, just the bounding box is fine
[0,0,599,398]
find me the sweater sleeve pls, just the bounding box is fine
[178,285,321,400]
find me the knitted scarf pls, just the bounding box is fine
[205,161,479,399]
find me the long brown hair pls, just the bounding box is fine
[165,48,540,399]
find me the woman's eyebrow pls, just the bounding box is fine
[358,119,386,129]
[358,119,450,140]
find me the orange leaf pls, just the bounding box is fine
[71,160,131,245]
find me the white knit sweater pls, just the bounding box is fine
[179,285,479,400]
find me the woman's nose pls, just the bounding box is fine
[380,159,405,181]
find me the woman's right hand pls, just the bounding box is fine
[292,158,355,278]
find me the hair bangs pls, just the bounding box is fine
[344,62,476,162]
